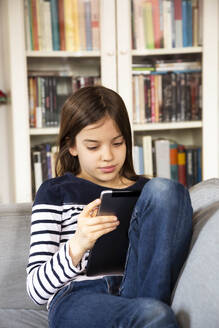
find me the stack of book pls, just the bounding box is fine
[134,136,202,188]
[24,0,100,51]
[132,60,202,123]
[28,72,100,128]
[31,143,58,196]
[131,0,202,49]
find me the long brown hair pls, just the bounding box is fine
[55,85,138,180]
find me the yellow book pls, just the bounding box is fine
[72,0,80,51]
[143,1,154,49]
[64,0,75,51]
[78,0,86,50]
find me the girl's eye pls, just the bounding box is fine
[87,146,98,150]
[113,142,124,147]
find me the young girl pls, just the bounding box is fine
[27,85,193,328]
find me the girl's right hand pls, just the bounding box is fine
[69,199,119,267]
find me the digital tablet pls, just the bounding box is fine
[86,189,141,276]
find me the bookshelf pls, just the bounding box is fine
[3,0,117,202]
[2,0,219,202]
[117,0,219,184]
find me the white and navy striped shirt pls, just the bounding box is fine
[26,173,148,307]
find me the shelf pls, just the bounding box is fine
[26,50,101,58]
[132,47,202,57]
[133,121,202,132]
[30,127,59,135]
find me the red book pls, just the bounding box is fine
[178,144,186,186]
[150,74,156,123]
[31,0,39,50]
[58,0,66,50]
[152,0,161,48]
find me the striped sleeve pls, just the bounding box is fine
[26,203,86,305]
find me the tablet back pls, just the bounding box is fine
[86,190,141,276]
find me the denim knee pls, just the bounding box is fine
[141,177,188,208]
[132,298,179,327]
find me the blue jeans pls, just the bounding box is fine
[49,178,193,328]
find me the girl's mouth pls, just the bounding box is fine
[99,166,116,173]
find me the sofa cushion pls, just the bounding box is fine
[171,180,219,328]
[189,178,219,214]
[0,203,46,310]
[0,309,48,328]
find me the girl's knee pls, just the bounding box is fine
[142,177,188,205]
[135,298,178,327]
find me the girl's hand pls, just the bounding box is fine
[69,199,119,267]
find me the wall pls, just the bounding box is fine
[0,0,13,203]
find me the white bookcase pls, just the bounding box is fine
[116,0,219,182]
[1,0,219,202]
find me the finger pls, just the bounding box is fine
[88,220,120,233]
[81,199,101,217]
[86,216,118,226]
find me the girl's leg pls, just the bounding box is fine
[49,279,179,328]
[120,177,193,304]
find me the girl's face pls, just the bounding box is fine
[69,116,127,188]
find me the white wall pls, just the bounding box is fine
[0,0,13,203]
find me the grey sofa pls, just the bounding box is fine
[0,179,219,328]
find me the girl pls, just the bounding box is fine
[27,85,193,328]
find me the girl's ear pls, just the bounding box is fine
[69,146,78,157]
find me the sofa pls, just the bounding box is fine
[0,178,219,328]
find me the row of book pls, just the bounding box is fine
[31,143,58,196]
[131,0,202,49]
[28,73,100,128]
[134,136,202,188]
[132,61,202,123]
[24,0,100,51]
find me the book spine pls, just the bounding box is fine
[155,139,171,178]
[174,0,183,47]
[84,0,93,50]
[58,0,65,50]
[185,147,194,188]
[72,0,80,51]
[182,0,188,47]
[51,0,60,50]
[64,0,75,51]
[78,0,86,50]
[31,0,39,50]
[142,135,153,176]
[143,1,155,49]
[170,142,178,181]
[152,0,161,48]
[177,144,186,186]
[150,74,156,122]
[91,0,100,50]
[187,0,193,47]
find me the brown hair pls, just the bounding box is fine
[55,85,138,181]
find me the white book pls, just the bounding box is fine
[163,0,172,49]
[33,151,43,193]
[134,145,144,175]
[155,139,171,178]
[142,135,153,176]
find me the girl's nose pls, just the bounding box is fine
[101,146,113,161]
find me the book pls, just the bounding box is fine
[143,0,154,49]
[51,0,60,50]
[58,0,65,50]
[174,0,183,48]
[133,145,144,175]
[142,135,153,176]
[84,0,93,50]
[170,141,178,181]
[177,144,186,186]
[155,139,171,178]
